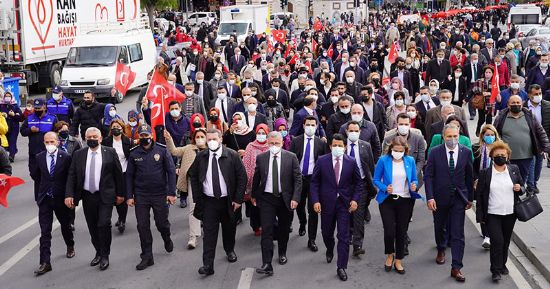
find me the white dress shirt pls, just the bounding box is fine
[528,100,542,124]
[300,136,315,175]
[363,101,374,121]
[398,70,404,84]
[264,151,282,193]
[84,146,103,192]
[454,79,460,102]
[203,147,228,197]
[445,144,459,167]
[112,139,128,172]
[488,166,515,215]
[391,161,410,198]
[215,98,228,123]
[46,150,58,174]
[247,113,256,129]
[423,99,436,111]
[347,140,365,178]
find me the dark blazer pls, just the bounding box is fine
[442,76,468,105]
[415,97,441,121]
[289,108,326,137]
[424,144,474,206]
[310,154,364,211]
[32,150,72,205]
[251,150,302,210]
[101,135,131,159]
[194,81,215,110]
[480,47,497,62]
[319,101,338,129]
[209,97,237,124]
[244,113,268,131]
[290,134,327,166]
[229,55,246,74]
[326,112,351,141]
[189,147,247,220]
[426,58,452,84]
[389,70,413,94]
[361,100,388,142]
[65,146,124,205]
[225,83,242,99]
[475,164,524,223]
[463,62,483,87]
[353,140,377,198]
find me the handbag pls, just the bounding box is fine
[515,191,543,222]
[471,93,485,110]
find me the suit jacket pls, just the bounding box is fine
[32,150,72,205]
[426,59,452,83]
[251,150,302,210]
[415,97,440,121]
[310,154,364,212]
[244,113,268,131]
[326,112,351,141]
[319,101,338,129]
[289,108,326,137]
[475,164,524,223]
[361,100,388,142]
[66,146,124,205]
[351,140,377,198]
[225,83,241,99]
[441,76,468,105]
[480,47,498,62]
[463,62,483,88]
[290,134,327,169]
[101,135,131,159]
[189,147,247,220]
[209,97,237,124]
[194,82,215,110]
[229,55,246,75]
[425,104,468,139]
[424,144,474,206]
[390,69,413,94]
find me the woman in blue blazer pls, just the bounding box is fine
[373,136,423,275]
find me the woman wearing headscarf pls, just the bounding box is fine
[263,92,285,131]
[189,113,205,136]
[100,104,123,137]
[223,112,256,158]
[206,107,229,134]
[242,124,270,236]
[386,77,411,105]
[125,110,141,147]
[274,118,292,150]
[0,91,23,162]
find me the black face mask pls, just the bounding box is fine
[87,139,99,148]
[192,122,202,128]
[35,110,45,116]
[209,115,219,122]
[493,156,507,166]
[111,128,122,136]
[140,137,152,147]
[298,84,305,90]
[362,95,370,102]
[510,105,522,114]
[267,99,277,107]
[84,100,93,106]
[59,131,69,139]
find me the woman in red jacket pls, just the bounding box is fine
[494,54,510,90]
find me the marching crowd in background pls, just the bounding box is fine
[1,2,550,284]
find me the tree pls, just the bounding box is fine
[141,0,178,32]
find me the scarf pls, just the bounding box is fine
[232,112,252,135]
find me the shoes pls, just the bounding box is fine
[406,233,411,244]
[278,255,287,265]
[307,240,318,252]
[236,218,243,225]
[90,255,101,266]
[164,238,174,253]
[254,228,262,236]
[289,226,293,233]
[470,116,475,120]
[115,220,121,227]
[136,258,154,270]
[384,255,394,272]
[394,263,406,274]
[99,257,109,271]
[34,263,52,275]
[436,250,446,265]
[226,251,238,263]
[298,224,306,236]
[118,222,125,234]
[451,268,466,282]
[198,266,214,276]
[352,246,365,257]
[501,266,509,275]
[365,208,371,223]
[337,268,348,281]
[256,263,273,276]
[482,237,491,249]
[326,250,334,263]
[8,156,14,163]
[187,236,197,250]
[180,199,187,208]
[70,224,75,232]
[492,272,502,282]
[66,246,75,259]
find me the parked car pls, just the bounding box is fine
[519,26,550,50]
[184,12,217,26]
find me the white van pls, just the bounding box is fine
[507,4,542,30]
[59,19,156,103]
[185,12,217,26]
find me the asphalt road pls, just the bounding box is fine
[0,90,533,289]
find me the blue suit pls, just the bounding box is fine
[310,153,363,269]
[373,155,423,204]
[289,108,326,137]
[424,144,473,270]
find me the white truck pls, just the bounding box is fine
[216,5,269,46]
[0,0,141,90]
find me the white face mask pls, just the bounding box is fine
[269,145,281,155]
[331,146,345,157]
[346,77,355,84]
[398,124,410,135]
[533,94,543,103]
[45,144,57,154]
[395,99,404,107]
[330,96,339,104]
[392,150,405,160]
[208,140,220,151]
[185,90,194,96]
[510,83,520,90]
[195,138,206,146]
[351,114,363,122]
[455,72,462,78]
[248,104,257,112]
[229,79,236,85]
[196,79,203,84]
[214,74,221,79]
[170,109,180,118]
[109,110,117,118]
[340,107,351,114]
[243,95,251,102]
[421,93,430,102]
[407,111,417,119]
[237,119,245,129]
[52,93,62,101]
[347,131,360,142]
[129,121,137,127]
[218,93,227,99]
[304,85,314,91]
[304,126,316,136]
[256,134,267,143]
[440,100,451,106]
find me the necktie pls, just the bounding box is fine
[221,99,228,123]
[449,150,455,176]
[228,85,232,97]
[47,154,55,198]
[211,153,222,198]
[473,65,477,81]
[426,101,431,110]
[302,138,312,175]
[482,147,488,169]
[272,155,280,197]
[89,151,97,193]
[334,157,341,185]
[349,143,355,158]
[438,60,441,66]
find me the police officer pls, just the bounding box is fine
[47,86,74,124]
[20,98,57,196]
[126,124,177,271]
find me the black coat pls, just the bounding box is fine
[441,76,468,105]
[102,135,131,159]
[32,150,72,204]
[326,112,351,141]
[70,102,106,139]
[426,59,452,84]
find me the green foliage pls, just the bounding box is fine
[141,0,178,9]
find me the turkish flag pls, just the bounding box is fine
[145,70,187,140]
[388,41,399,64]
[267,38,273,53]
[312,38,318,53]
[313,20,323,32]
[327,43,334,58]
[289,53,299,65]
[305,61,312,73]
[272,30,287,43]
[284,42,293,58]
[114,62,136,96]
[490,65,500,104]
[0,174,25,208]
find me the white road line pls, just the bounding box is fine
[465,209,532,289]
[0,217,38,246]
[237,267,255,289]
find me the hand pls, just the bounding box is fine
[313,202,321,213]
[64,197,74,209]
[290,200,298,210]
[349,200,358,213]
[232,202,241,211]
[116,196,124,205]
[167,195,177,205]
[465,201,473,210]
[321,137,327,143]
[448,75,452,81]
[386,185,393,194]
[230,123,238,133]
[251,198,257,206]
[8,110,14,116]
[127,198,135,207]
[474,179,478,190]
[163,130,171,140]
[175,169,180,176]
[238,149,246,157]
[30,126,39,133]
[513,184,521,192]
[427,199,437,211]
[410,183,417,192]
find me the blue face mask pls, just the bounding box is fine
[280,130,288,138]
[483,135,496,145]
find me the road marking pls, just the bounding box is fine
[237,267,255,289]
[465,210,532,289]
[0,217,38,246]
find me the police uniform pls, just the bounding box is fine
[20,98,57,195]
[46,86,74,124]
[126,124,177,268]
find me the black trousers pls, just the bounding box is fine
[202,196,236,268]
[82,191,113,258]
[379,196,414,259]
[38,197,74,264]
[487,213,516,274]
[258,193,291,264]
[352,183,370,247]
[115,172,128,223]
[135,194,171,260]
[245,200,261,231]
[294,176,318,240]
[476,108,493,135]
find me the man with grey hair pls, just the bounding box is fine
[425,89,468,141]
[252,131,302,276]
[427,104,456,144]
[194,71,215,109]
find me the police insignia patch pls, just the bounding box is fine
[154,154,160,161]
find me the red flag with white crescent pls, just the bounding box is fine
[289,53,299,65]
[115,62,136,96]
[272,30,287,43]
[490,65,500,104]
[327,43,334,58]
[0,174,25,208]
[313,20,323,32]
[312,38,318,53]
[388,41,399,64]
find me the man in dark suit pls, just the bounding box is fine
[65,127,124,271]
[243,97,268,131]
[319,88,340,130]
[265,78,290,113]
[210,86,236,124]
[189,128,247,276]
[441,66,468,107]
[415,86,441,122]
[426,49,452,84]
[225,73,242,100]
[229,47,246,75]
[390,58,413,93]
[252,132,302,275]
[311,133,363,281]
[32,132,74,275]
[290,116,327,252]
[463,54,483,119]
[326,96,352,142]
[480,39,497,63]
[194,72,215,110]
[289,96,326,139]
[424,124,473,282]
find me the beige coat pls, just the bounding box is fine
[166,137,200,192]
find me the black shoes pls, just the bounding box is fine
[337,268,347,281]
[365,208,371,223]
[164,238,174,253]
[99,257,109,271]
[66,246,75,258]
[226,251,238,263]
[492,273,502,282]
[136,258,154,270]
[394,264,406,274]
[115,220,125,234]
[307,240,318,252]
[501,266,509,275]
[298,224,306,236]
[90,255,101,266]
[326,250,334,263]
[70,224,75,231]
[198,266,215,276]
[278,255,288,265]
[180,199,188,208]
[256,263,274,276]
[352,246,365,257]
[34,263,52,276]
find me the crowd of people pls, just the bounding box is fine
[2,3,550,284]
